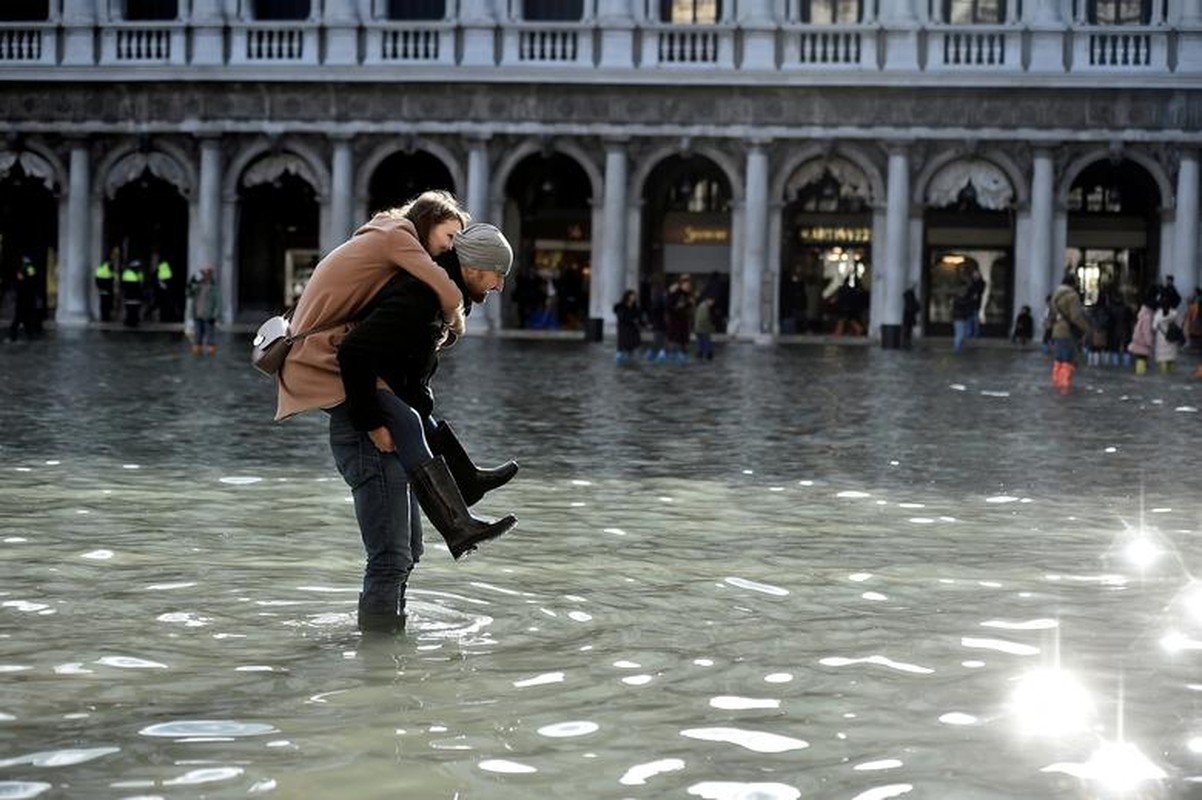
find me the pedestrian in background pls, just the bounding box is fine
[1049,273,1091,394]
[1152,294,1182,374]
[693,295,716,361]
[187,266,221,356]
[613,288,643,364]
[1011,304,1034,347]
[664,273,693,362]
[902,287,920,349]
[1127,289,1156,375]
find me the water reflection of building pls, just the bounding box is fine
[1,0,1199,343]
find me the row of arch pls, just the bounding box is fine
[0,134,1181,335]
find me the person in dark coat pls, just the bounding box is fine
[335,222,520,633]
[613,288,642,363]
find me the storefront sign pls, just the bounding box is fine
[799,226,871,243]
[662,213,731,246]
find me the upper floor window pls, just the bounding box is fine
[124,0,179,21]
[1087,0,1151,24]
[659,0,722,23]
[800,0,862,24]
[385,0,446,20]
[524,0,584,20]
[0,0,49,21]
[943,0,1005,23]
[253,0,310,21]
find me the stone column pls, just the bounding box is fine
[195,137,222,279]
[323,0,359,65]
[61,0,96,65]
[879,0,920,71]
[1027,0,1066,72]
[191,0,225,65]
[739,142,770,340]
[597,0,635,68]
[880,145,911,343]
[595,139,629,333]
[466,136,491,221]
[326,136,354,253]
[58,142,91,324]
[1180,0,1202,75]
[1026,147,1056,322]
[461,0,497,66]
[1174,148,1200,294]
[737,0,775,69]
[220,190,237,322]
[466,135,500,332]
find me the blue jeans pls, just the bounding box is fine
[194,318,215,347]
[328,391,429,616]
[952,319,968,352]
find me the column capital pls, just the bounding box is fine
[602,135,631,149]
[745,136,773,150]
[328,132,355,143]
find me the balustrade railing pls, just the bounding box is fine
[637,24,736,68]
[929,26,1016,69]
[0,16,1191,76]
[1075,27,1165,68]
[365,22,449,64]
[501,23,592,65]
[230,22,316,64]
[782,25,873,68]
[0,25,46,63]
[102,24,182,64]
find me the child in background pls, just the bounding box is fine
[1011,304,1034,347]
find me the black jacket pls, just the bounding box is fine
[337,255,469,431]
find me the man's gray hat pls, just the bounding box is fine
[453,223,513,276]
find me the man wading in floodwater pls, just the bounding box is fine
[275,192,519,635]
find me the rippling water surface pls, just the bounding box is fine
[1,331,1200,799]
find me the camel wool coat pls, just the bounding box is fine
[275,214,462,421]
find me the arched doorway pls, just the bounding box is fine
[104,170,188,322]
[779,159,873,335]
[237,154,320,319]
[0,156,57,325]
[367,150,456,216]
[504,152,592,330]
[1065,159,1160,308]
[641,154,733,332]
[922,159,1016,337]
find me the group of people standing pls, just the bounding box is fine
[1042,273,1201,394]
[94,247,177,327]
[613,272,722,363]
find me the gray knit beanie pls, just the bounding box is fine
[453,223,513,276]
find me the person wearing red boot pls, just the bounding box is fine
[1049,273,1092,395]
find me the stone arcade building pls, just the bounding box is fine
[1,0,1201,342]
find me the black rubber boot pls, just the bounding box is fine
[430,420,519,506]
[410,456,517,560]
[357,593,405,635]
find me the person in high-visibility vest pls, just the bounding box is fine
[95,247,118,322]
[153,254,174,322]
[120,259,144,328]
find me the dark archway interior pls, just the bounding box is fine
[237,171,319,319]
[505,153,592,330]
[104,170,189,321]
[367,151,456,216]
[0,165,57,315]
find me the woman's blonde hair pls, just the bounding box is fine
[384,190,470,251]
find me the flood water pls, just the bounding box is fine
[1,331,1200,799]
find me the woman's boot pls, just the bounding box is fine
[410,456,517,560]
[430,420,518,506]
